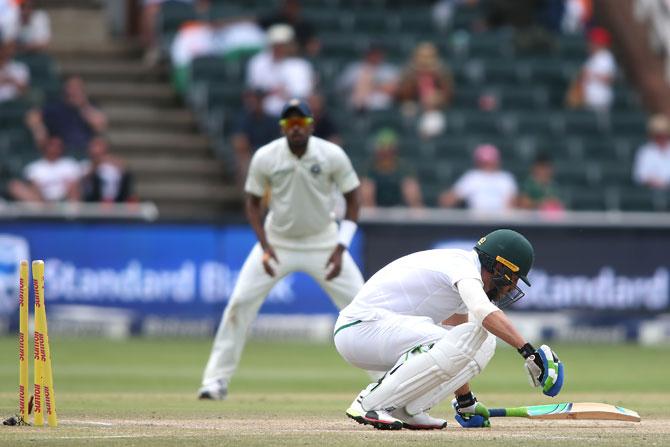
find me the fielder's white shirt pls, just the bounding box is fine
[453,169,518,211]
[633,142,670,187]
[24,157,81,201]
[340,249,482,323]
[245,136,360,249]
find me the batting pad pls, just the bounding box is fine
[406,330,495,415]
[361,323,490,413]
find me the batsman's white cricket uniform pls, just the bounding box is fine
[202,136,365,386]
[335,248,496,371]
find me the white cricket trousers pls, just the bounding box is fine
[202,242,365,386]
[333,314,496,372]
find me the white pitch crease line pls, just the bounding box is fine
[61,420,115,426]
[50,435,161,440]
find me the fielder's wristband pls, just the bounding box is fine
[518,343,535,359]
[337,219,357,248]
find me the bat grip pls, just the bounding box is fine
[489,408,507,417]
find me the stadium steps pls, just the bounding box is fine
[60,61,165,82]
[127,157,225,180]
[86,82,177,106]
[44,0,242,220]
[51,42,143,62]
[108,130,211,157]
[103,105,196,132]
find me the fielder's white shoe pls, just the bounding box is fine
[345,393,403,430]
[391,407,447,430]
[197,379,228,400]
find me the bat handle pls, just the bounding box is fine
[489,408,507,417]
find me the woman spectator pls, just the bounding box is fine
[396,42,454,138]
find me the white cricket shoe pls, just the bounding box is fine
[391,407,447,430]
[346,393,403,430]
[197,379,228,400]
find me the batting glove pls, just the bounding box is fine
[519,343,565,397]
[452,392,491,428]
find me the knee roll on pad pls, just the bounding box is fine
[361,323,491,412]
[405,332,496,415]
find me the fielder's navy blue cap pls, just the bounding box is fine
[280,98,312,119]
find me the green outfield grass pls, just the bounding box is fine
[0,337,668,446]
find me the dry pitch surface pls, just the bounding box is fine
[1,392,668,447]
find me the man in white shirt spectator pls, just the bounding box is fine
[438,143,518,211]
[9,136,81,202]
[337,44,399,113]
[633,114,670,190]
[246,23,314,116]
[581,27,615,113]
[16,0,51,52]
[0,39,29,103]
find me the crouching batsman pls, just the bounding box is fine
[334,229,564,430]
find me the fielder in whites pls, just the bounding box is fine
[198,98,365,399]
[334,229,565,430]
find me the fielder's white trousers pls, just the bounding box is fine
[202,243,364,386]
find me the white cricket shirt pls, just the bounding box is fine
[245,136,360,249]
[340,249,483,323]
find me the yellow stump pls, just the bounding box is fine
[32,261,45,427]
[19,261,29,423]
[32,260,57,427]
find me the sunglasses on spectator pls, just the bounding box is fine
[279,117,314,128]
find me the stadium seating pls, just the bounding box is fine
[0,51,61,192]
[170,1,653,210]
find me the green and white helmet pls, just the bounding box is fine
[474,229,535,307]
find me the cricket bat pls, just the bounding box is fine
[488,402,641,422]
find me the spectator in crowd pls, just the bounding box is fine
[360,128,423,208]
[308,91,341,145]
[80,136,135,203]
[397,42,453,139]
[230,89,280,186]
[170,13,265,95]
[16,0,51,52]
[8,135,81,202]
[26,75,108,153]
[246,23,314,116]
[259,0,320,56]
[337,44,399,113]
[633,114,670,190]
[0,39,29,103]
[517,153,564,210]
[566,27,615,114]
[0,0,19,42]
[141,0,210,66]
[438,143,517,211]
[562,0,592,34]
